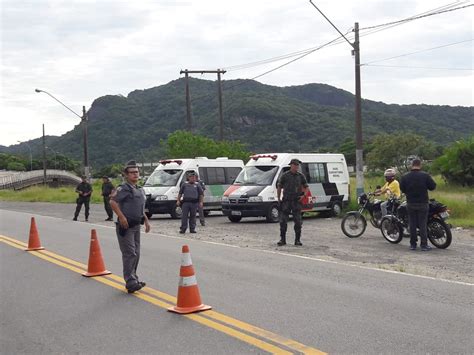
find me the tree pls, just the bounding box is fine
[432,136,474,186]
[366,132,437,173]
[163,131,250,162]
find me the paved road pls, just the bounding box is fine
[1,204,473,354]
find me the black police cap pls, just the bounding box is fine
[289,159,301,165]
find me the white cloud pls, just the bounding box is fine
[1,0,473,146]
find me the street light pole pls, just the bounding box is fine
[35,89,90,177]
[17,140,33,171]
[46,146,58,170]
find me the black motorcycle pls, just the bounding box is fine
[380,199,452,249]
[341,192,384,238]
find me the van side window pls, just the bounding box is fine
[225,167,242,184]
[206,167,226,184]
[307,163,327,183]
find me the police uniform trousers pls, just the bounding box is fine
[74,197,90,219]
[181,201,198,232]
[279,198,303,239]
[103,196,113,219]
[116,224,141,289]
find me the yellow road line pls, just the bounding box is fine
[1,235,326,354]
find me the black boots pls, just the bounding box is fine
[277,236,286,246]
[295,233,302,246]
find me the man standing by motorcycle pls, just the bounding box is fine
[400,159,436,251]
[376,168,401,216]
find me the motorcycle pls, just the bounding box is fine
[380,199,452,249]
[341,192,384,238]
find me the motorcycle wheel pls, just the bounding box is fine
[427,218,452,249]
[341,212,367,238]
[369,210,382,228]
[380,216,403,244]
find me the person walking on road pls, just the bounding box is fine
[400,158,436,251]
[277,159,308,246]
[176,171,203,234]
[110,160,151,293]
[101,176,115,221]
[73,175,92,221]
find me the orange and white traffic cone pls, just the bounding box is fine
[25,217,45,251]
[82,229,111,277]
[168,245,212,314]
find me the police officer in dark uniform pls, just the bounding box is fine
[176,171,203,234]
[101,176,115,221]
[277,159,308,246]
[110,160,151,294]
[73,175,92,221]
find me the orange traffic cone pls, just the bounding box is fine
[25,217,45,251]
[168,245,212,314]
[82,229,111,277]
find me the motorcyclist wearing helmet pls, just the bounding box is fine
[376,168,401,216]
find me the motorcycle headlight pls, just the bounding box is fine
[221,196,229,203]
[154,195,168,201]
[248,196,263,203]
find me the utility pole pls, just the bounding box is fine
[179,69,227,139]
[42,124,47,184]
[309,1,364,196]
[353,23,364,197]
[82,106,90,178]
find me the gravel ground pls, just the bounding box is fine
[1,201,473,283]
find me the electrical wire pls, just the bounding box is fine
[362,64,473,71]
[361,39,473,65]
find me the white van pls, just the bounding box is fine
[144,157,244,219]
[221,153,349,222]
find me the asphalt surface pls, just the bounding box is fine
[1,202,473,354]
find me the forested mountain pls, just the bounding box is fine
[5,78,473,168]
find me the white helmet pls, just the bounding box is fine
[384,168,396,177]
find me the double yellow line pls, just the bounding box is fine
[0,234,326,355]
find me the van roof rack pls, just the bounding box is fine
[159,159,183,165]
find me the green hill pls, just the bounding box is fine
[5,78,473,168]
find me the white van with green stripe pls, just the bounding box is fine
[144,157,244,219]
[222,153,349,222]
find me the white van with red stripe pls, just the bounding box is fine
[221,153,349,222]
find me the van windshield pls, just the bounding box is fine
[145,169,183,187]
[234,166,278,186]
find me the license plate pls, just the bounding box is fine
[440,211,449,218]
[231,210,241,216]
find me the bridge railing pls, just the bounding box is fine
[0,170,82,190]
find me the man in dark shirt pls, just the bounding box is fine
[277,159,308,246]
[400,158,437,251]
[73,175,92,221]
[101,176,115,221]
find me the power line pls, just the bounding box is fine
[363,64,473,71]
[359,2,473,31]
[361,39,473,65]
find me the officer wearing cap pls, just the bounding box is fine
[277,159,308,246]
[101,176,115,221]
[110,160,151,293]
[73,175,92,221]
[176,171,204,234]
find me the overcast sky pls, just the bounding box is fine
[1,0,472,147]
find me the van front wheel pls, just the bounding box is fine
[170,205,182,219]
[228,215,242,223]
[266,204,280,223]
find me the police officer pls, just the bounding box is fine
[73,175,92,221]
[176,171,203,234]
[277,159,308,246]
[110,160,151,294]
[101,176,114,221]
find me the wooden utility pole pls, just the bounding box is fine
[179,69,227,139]
[354,22,364,197]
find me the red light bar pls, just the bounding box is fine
[250,154,278,161]
[159,159,183,165]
